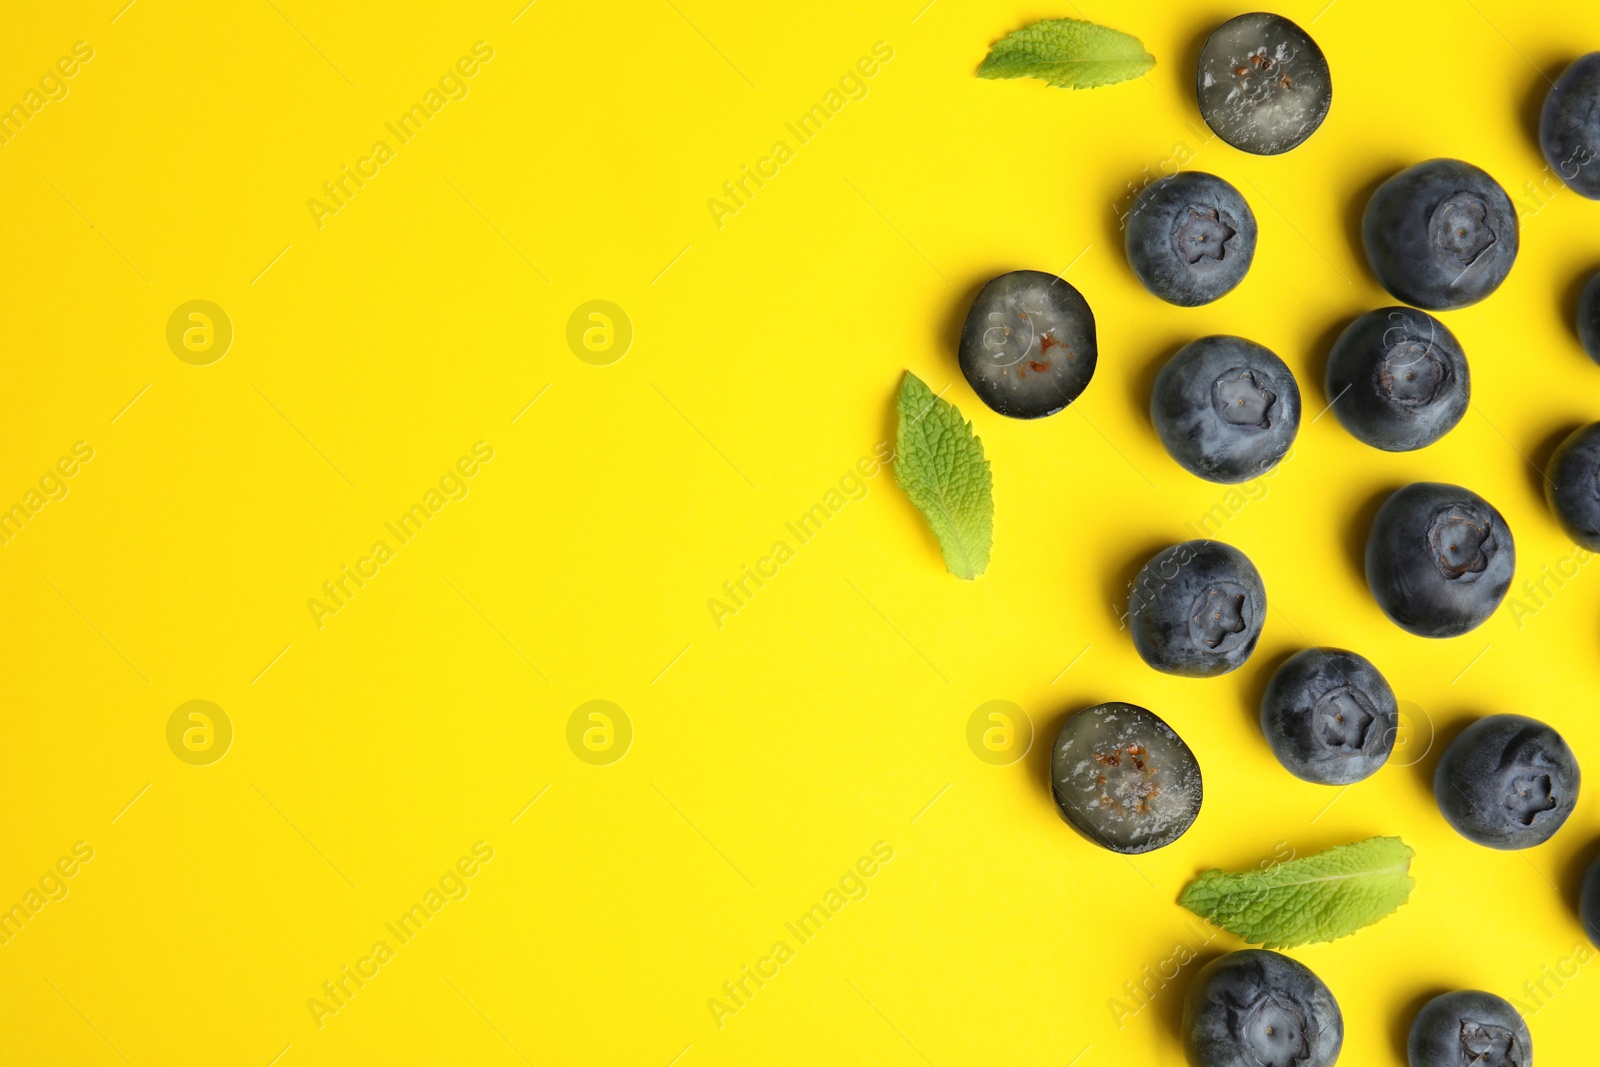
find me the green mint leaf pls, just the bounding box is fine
[895,372,993,580]
[977,17,1155,90]
[1179,837,1416,949]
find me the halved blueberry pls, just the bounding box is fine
[1128,540,1266,677]
[1125,172,1257,306]
[1196,13,1332,156]
[1051,701,1201,854]
[1434,713,1580,850]
[1407,990,1531,1067]
[1260,648,1398,785]
[1152,335,1301,483]
[1325,307,1470,452]
[957,270,1097,419]
[1184,950,1343,1067]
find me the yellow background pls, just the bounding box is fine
[2,0,1598,1062]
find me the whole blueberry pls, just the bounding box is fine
[1125,172,1257,306]
[1362,159,1518,311]
[1579,270,1600,364]
[1544,421,1600,550]
[1407,990,1531,1067]
[1260,648,1398,785]
[1583,857,1600,949]
[1434,714,1580,850]
[1128,540,1266,677]
[1184,950,1343,1067]
[1540,52,1600,199]
[957,270,1097,419]
[1152,335,1301,483]
[1051,701,1202,854]
[1325,307,1470,451]
[1195,13,1332,156]
[1365,482,1514,638]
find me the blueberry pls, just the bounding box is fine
[1583,857,1600,949]
[1051,701,1202,854]
[1195,13,1332,156]
[1365,482,1514,638]
[1540,52,1600,199]
[1435,714,1580,850]
[1578,270,1600,364]
[1362,159,1518,311]
[957,270,1097,419]
[1152,335,1301,483]
[1128,540,1266,677]
[1544,421,1600,550]
[1407,990,1531,1067]
[1183,950,1343,1067]
[1260,648,1398,785]
[1325,307,1470,451]
[1125,172,1257,306]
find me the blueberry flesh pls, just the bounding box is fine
[1129,540,1266,677]
[1579,271,1600,364]
[1540,52,1600,199]
[1325,307,1470,452]
[1365,482,1514,638]
[1582,857,1600,950]
[1260,648,1398,785]
[1051,702,1202,854]
[1361,159,1518,311]
[1152,335,1301,483]
[1434,714,1580,850]
[1184,950,1343,1067]
[1196,13,1332,156]
[1544,422,1600,550]
[1125,172,1257,306]
[1407,990,1531,1067]
[957,270,1097,419]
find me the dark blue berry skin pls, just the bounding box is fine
[1407,990,1531,1067]
[957,270,1097,419]
[1544,422,1600,550]
[1579,270,1600,364]
[1125,172,1257,306]
[1582,857,1600,950]
[1325,307,1470,452]
[1260,648,1398,785]
[1184,950,1343,1067]
[1434,714,1580,850]
[1051,702,1202,854]
[1196,13,1332,156]
[1128,540,1266,677]
[1361,159,1518,311]
[1365,482,1514,638]
[1152,336,1301,483]
[1540,52,1600,199]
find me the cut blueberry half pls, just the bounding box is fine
[1184,950,1343,1067]
[1434,713,1579,850]
[1325,307,1470,452]
[1152,335,1301,483]
[1128,539,1266,677]
[1407,990,1531,1067]
[1364,482,1514,638]
[957,270,1097,419]
[1196,13,1332,155]
[1260,648,1398,785]
[1125,172,1257,306]
[1051,701,1202,854]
